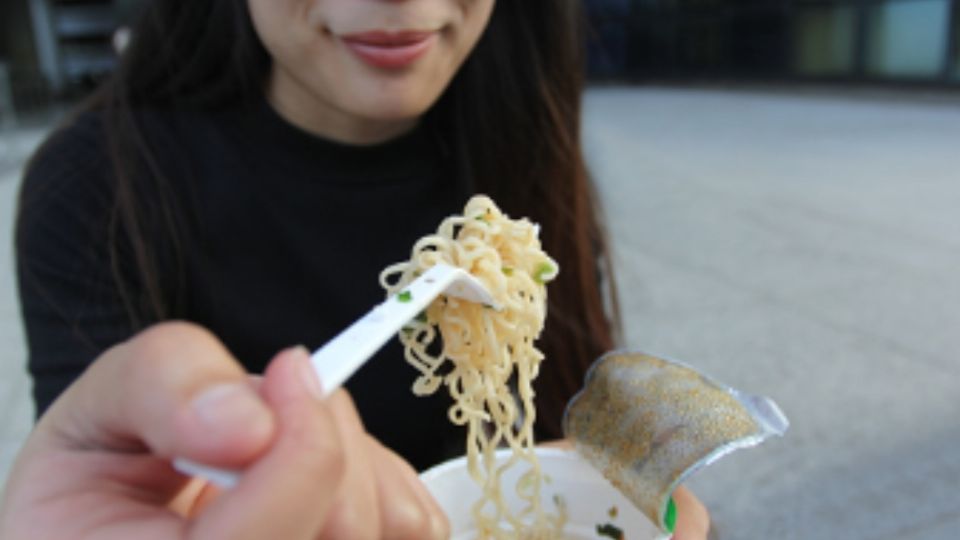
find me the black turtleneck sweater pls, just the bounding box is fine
[17,101,469,470]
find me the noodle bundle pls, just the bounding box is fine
[380,195,563,539]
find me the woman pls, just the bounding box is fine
[5,0,709,537]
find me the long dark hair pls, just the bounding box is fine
[67,0,621,440]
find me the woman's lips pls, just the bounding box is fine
[341,31,437,69]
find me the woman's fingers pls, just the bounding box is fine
[537,438,573,449]
[316,391,380,540]
[196,354,447,540]
[368,438,450,540]
[672,485,710,540]
[187,347,346,540]
[36,321,275,469]
[319,391,447,540]
[30,322,447,540]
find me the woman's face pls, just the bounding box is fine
[248,0,496,144]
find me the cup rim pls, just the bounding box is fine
[419,446,579,482]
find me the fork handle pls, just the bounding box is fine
[173,264,468,488]
[310,263,462,392]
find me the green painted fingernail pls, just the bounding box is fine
[664,495,677,533]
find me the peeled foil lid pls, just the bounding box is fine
[562,351,790,532]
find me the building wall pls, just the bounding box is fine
[0,0,40,77]
[587,0,960,86]
[0,0,53,109]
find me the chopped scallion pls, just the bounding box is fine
[534,262,556,284]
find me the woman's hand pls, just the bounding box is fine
[539,439,710,540]
[670,484,710,540]
[0,322,448,540]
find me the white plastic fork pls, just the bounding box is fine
[173,263,498,489]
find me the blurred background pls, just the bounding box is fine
[585,0,960,84]
[2,1,959,538]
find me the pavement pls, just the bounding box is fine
[1,87,959,538]
[584,86,960,539]
[0,123,44,489]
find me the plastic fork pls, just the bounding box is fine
[174,263,498,489]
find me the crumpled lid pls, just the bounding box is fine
[563,351,789,533]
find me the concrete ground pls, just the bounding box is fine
[584,87,960,539]
[0,123,46,488]
[1,87,958,538]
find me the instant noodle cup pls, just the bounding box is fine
[420,447,668,540]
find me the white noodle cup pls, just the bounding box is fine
[420,448,667,540]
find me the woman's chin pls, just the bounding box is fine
[352,94,436,123]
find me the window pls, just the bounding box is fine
[794,6,857,76]
[866,0,951,78]
[954,12,960,79]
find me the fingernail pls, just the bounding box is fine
[664,495,677,534]
[191,383,272,436]
[292,345,324,400]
